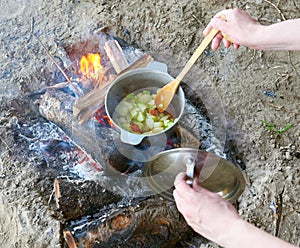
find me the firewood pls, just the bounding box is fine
[39,89,75,131]
[54,178,122,221]
[72,76,115,124]
[64,197,194,248]
[73,54,153,124]
[72,39,127,121]
[104,40,129,73]
[118,54,154,74]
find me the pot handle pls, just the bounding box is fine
[120,130,145,145]
[146,61,168,74]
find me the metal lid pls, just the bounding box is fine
[143,148,246,202]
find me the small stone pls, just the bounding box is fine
[3,180,10,188]
[285,152,292,160]
[294,152,300,159]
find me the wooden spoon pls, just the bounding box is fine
[155,27,222,112]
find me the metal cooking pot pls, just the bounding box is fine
[105,62,185,145]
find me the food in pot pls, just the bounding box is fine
[114,90,175,134]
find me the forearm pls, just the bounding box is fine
[206,8,300,51]
[251,19,300,51]
[221,218,296,248]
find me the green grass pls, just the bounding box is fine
[261,120,293,134]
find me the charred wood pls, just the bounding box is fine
[38,89,107,169]
[54,178,122,221]
[39,89,75,131]
[64,197,193,248]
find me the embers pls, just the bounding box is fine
[94,106,114,128]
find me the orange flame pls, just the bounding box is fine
[79,53,103,82]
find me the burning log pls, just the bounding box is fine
[54,178,122,221]
[72,81,114,125]
[64,197,193,248]
[71,38,134,124]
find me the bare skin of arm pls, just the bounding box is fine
[203,8,300,51]
[173,172,297,248]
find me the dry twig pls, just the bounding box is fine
[47,188,55,206]
[263,0,286,20]
[274,186,284,236]
[30,17,82,96]
[0,131,13,153]
[287,52,299,76]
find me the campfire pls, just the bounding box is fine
[17,31,244,247]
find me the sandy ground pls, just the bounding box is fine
[0,0,299,247]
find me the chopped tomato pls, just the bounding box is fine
[149,109,159,116]
[130,123,142,133]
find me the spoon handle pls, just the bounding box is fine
[175,27,219,82]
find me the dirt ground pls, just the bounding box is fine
[0,0,299,247]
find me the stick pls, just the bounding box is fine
[54,179,61,208]
[30,17,82,96]
[0,133,13,153]
[275,186,284,237]
[104,40,129,73]
[47,188,55,206]
[63,231,78,248]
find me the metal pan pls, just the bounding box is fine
[143,148,246,203]
[105,62,185,145]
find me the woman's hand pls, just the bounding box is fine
[173,172,241,246]
[203,8,262,50]
[203,8,300,51]
[173,172,297,248]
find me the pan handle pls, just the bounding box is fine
[145,61,168,74]
[120,130,145,145]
